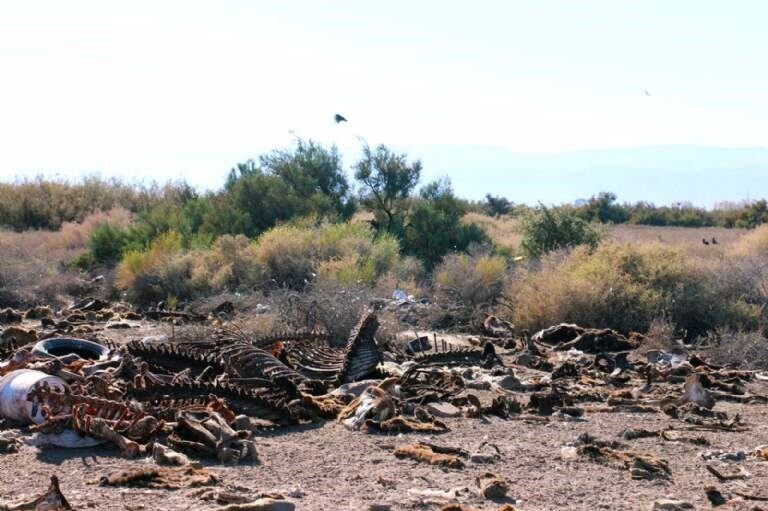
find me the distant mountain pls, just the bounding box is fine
[397,145,768,207]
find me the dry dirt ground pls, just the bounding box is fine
[2,323,768,511]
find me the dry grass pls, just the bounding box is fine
[466,212,749,260]
[730,223,768,258]
[609,224,746,260]
[0,208,131,306]
[461,212,521,252]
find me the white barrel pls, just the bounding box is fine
[0,369,68,424]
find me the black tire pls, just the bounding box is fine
[32,337,110,361]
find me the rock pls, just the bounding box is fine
[1,325,38,345]
[152,443,191,466]
[0,308,22,324]
[425,402,462,418]
[469,453,496,464]
[704,486,728,507]
[286,488,305,499]
[465,379,492,391]
[560,446,578,461]
[213,301,235,315]
[651,499,694,511]
[232,415,253,431]
[24,306,52,319]
[493,374,523,391]
[254,304,271,315]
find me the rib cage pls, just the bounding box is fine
[126,381,299,423]
[280,311,382,383]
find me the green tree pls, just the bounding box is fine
[483,194,512,217]
[354,144,422,234]
[520,204,601,258]
[402,178,488,268]
[259,139,355,219]
[88,222,129,265]
[576,192,630,223]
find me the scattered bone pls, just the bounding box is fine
[216,499,295,511]
[169,410,258,464]
[0,475,73,511]
[731,489,768,501]
[705,463,750,481]
[677,374,715,409]
[366,415,448,433]
[337,380,397,430]
[439,505,519,511]
[574,433,671,480]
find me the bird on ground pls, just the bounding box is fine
[334,114,348,123]
[644,89,651,96]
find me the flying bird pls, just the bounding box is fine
[334,114,348,123]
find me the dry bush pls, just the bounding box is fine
[252,221,402,289]
[372,255,425,299]
[253,225,315,288]
[189,235,265,292]
[116,231,189,304]
[641,317,680,352]
[433,252,506,324]
[503,243,763,339]
[703,329,768,369]
[270,280,379,343]
[115,221,404,306]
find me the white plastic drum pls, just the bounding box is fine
[0,369,68,424]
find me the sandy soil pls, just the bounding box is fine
[2,321,768,510]
[2,396,768,510]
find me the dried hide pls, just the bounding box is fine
[394,442,466,468]
[98,466,218,489]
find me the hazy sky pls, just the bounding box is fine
[1,1,767,202]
